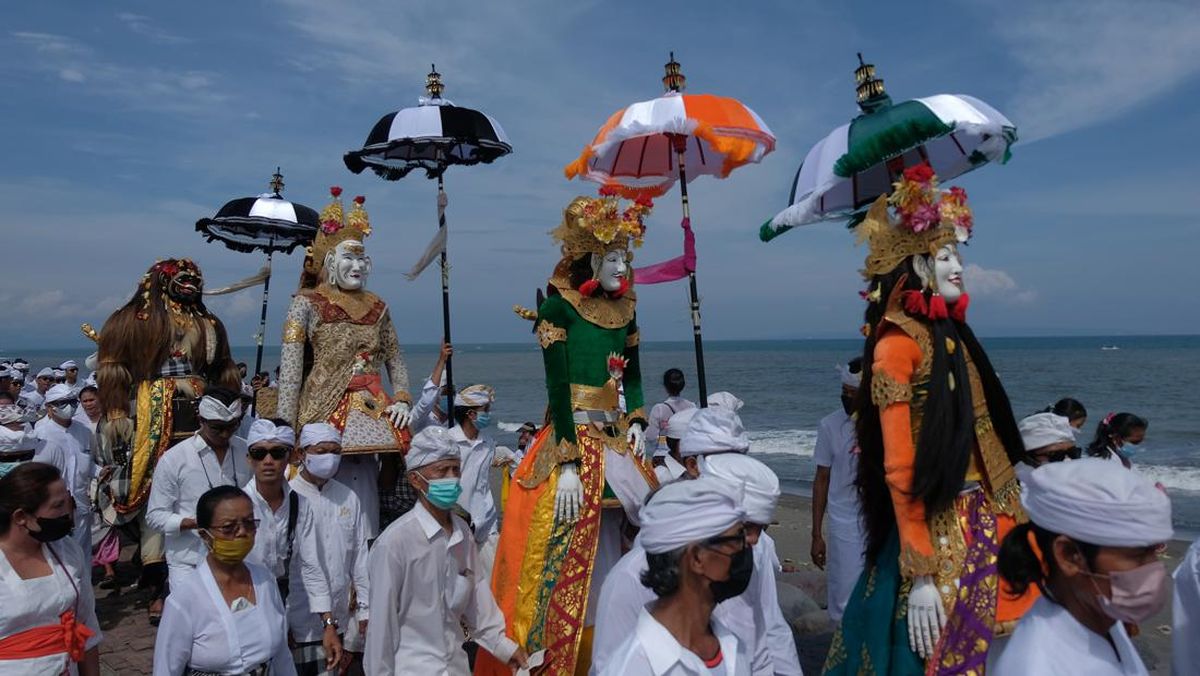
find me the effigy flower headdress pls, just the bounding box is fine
[855,163,973,279]
[551,190,652,260]
[304,186,372,280]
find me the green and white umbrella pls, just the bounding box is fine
[760,56,1016,241]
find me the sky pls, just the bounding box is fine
[1,0,1198,352]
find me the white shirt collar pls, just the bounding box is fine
[449,424,487,448]
[635,606,737,675]
[246,477,292,511]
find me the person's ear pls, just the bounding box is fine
[686,544,707,575]
[1052,535,1086,577]
[407,471,425,493]
[683,456,700,478]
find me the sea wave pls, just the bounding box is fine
[748,429,819,456]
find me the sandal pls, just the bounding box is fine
[148,600,164,627]
[99,575,119,590]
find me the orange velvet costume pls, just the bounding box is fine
[872,305,1036,633]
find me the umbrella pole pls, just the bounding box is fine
[673,140,708,407]
[251,249,273,417]
[438,174,454,426]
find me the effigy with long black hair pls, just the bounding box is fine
[822,165,1037,676]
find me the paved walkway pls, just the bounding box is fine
[93,550,156,675]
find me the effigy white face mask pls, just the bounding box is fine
[597,250,629,292]
[327,240,371,290]
[933,244,965,303]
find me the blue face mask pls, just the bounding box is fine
[473,411,492,430]
[424,477,463,510]
[1120,442,1140,456]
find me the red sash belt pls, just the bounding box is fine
[0,610,94,662]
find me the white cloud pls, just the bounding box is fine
[8,31,226,115]
[963,264,1037,304]
[116,12,190,45]
[996,0,1200,142]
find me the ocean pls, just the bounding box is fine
[9,335,1200,532]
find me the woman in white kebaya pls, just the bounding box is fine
[993,459,1172,676]
[0,462,101,676]
[153,486,295,676]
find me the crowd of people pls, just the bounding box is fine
[0,350,1193,676]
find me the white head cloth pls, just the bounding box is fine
[706,391,744,411]
[1021,458,1173,547]
[36,367,55,379]
[299,423,342,448]
[701,453,781,525]
[406,425,460,471]
[665,408,698,440]
[13,361,28,373]
[52,369,65,379]
[639,478,746,554]
[247,419,295,447]
[454,384,494,408]
[0,404,25,425]
[59,360,77,370]
[197,395,243,422]
[0,366,11,379]
[44,384,75,404]
[838,363,862,388]
[1018,413,1076,451]
[679,407,750,457]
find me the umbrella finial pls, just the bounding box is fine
[854,53,890,113]
[663,51,686,93]
[426,64,444,99]
[269,167,284,196]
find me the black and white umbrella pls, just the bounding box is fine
[196,170,318,378]
[343,66,512,421]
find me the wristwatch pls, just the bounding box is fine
[322,616,339,630]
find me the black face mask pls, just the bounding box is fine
[841,394,855,416]
[27,514,73,543]
[710,545,754,603]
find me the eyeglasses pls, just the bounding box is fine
[207,518,259,537]
[703,529,748,553]
[1033,446,1084,463]
[203,419,240,434]
[248,446,290,461]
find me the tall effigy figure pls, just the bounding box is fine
[824,165,1036,675]
[94,258,241,607]
[479,194,658,676]
[277,188,412,534]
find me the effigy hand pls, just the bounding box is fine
[555,464,582,522]
[907,575,946,659]
[626,422,647,460]
[385,401,411,429]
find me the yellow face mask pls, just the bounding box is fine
[202,532,255,564]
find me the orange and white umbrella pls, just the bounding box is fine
[565,91,775,198]
[563,55,775,405]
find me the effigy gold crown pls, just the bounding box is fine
[551,193,652,260]
[305,186,372,277]
[856,163,973,279]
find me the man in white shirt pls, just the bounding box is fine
[408,341,452,434]
[146,388,251,591]
[33,383,95,552]
[19,366,54,414]
[449,384,500,579]
[60,360,82,397]
[646,368,695,466]
[810,358,865,622]
[654,408,695,484]
[592,436,798,675]
[365,425,528,676]
[288,423,370,676]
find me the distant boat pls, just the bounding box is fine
[1101,345,1120,351]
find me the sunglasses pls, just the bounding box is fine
[1032,446,1084,463]
[703,529,748,552]
[206,518,260,538]
[248,446,290,461]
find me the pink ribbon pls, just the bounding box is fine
[634,218,696,285]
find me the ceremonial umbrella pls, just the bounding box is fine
[565,54,775,405]
[196,169,319,377]
[344,66,512,420]
[761,54,1016,240]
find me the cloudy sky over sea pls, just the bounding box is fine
[2,0,1197,349]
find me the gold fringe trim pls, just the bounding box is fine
[520,436,581,489]
[536,320,567,349]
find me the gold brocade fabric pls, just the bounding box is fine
[296,295,397,428]
[281,320,305,344]
[856,195,959,280]
[570,382,620,412]
[310,283,383,322]
[871,370,913,408]
[520,437,581,489]
[624,331,639,348]
[547,276,636,329]
[537,321,567,348]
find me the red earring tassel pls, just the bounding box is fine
[579,279,600,297]
[950,293,970,322]
[902,290,928,317]
[928,294,949,320]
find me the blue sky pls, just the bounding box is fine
[1,0,1198,351]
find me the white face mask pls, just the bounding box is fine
[0,425,36,453]
[326,240,371,290]
[52,403,77,420]
[933,244,964,303]
[304,452,341,480]
[597,250,629,292]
